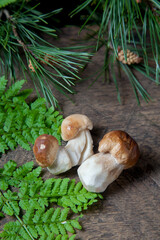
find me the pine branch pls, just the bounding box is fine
[71,0,160,103]
[0,1,92,107]
[0,76,63,154]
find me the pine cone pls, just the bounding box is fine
[28,59,37,72]
[117,49,142,65]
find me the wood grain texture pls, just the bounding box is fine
[1,26,160,240]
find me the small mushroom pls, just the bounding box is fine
[78,130,140,193]
[33,134,72,175]
[61,114,94,166]
[33,114,94,175]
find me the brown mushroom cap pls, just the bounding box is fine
[61,114,93,141]
[33,134,59,168]
[98,130,140,169]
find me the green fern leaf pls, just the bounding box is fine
[8,200,20,215]
[43,208,54,223]
[67,179,76,194]
[13,161,34,182]
[29,179,43,197]
[14,111,25,130]
[3,160,17,176]
[3,190,20,215]
[51,208,61,222]
[4,80,25,100]
[0,76,7,96]
[25,110,37,128]
[45,106,55,116]
[35,225,45,236]
[0,138,8,153]
[22,129,34,144]
[3,112,15,132]
[74,182,83,194]
[51,179,62,195]
[57,223,66,235]
[58,196,77,213]
[19,225,32,240]
[46,232,56,240]
[70,219,82,230]
[19,199,30,210]
[30,128,39,140]
[0,0,17,8]
[59,208,69,222]
[64,222,75,234]
[59,178,70,195]
[12,132,31,150]
[70,196,81,206]
[2,204,14,216]
[40,178,55,196]
[77,194,87,203]
[23,206,35,224]
[27,225,38,238]
[44,224,51,235]
[31,98,46,110]
[23,166,42,182]
[2,133,17,150]
[13,89,33,103]
[51,223,59,235]
[55,235,63,240]
[69,234,76,240]
[0,179,8,191]
[33,208,44,223]
[38,197,49,208]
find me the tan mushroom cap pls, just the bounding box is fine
[61,114,93,141]
[98,130,140,169]
[33,134,59,168]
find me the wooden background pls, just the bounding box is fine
[1,26,160,240]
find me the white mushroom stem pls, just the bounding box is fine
[47,146,72,175]
[79,130,94,165]
[65,130,93,167]
[77,153,124,193]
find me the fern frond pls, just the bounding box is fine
[3,80,26,100]
[0,160,102,239]
[0,77,63,153]
[23,207,82,238]
[0,161,41,191]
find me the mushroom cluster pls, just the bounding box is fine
[33,114,140,193]
[33,114,94,175]
[78,130,140,192]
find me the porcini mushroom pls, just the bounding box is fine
[61,114,94,166]
[77,130,140,193]
[33,114,94,175]
[33,134,72,175]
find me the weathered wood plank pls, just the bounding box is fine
[1,26,160,240]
